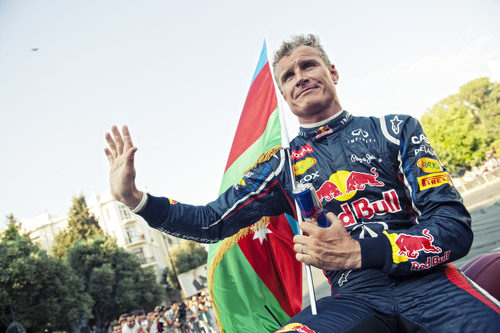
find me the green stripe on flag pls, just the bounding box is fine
[211,244,291,331]
[219,108,281,193]
[207,107,280,279]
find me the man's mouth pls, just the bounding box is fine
[296,86,317,98]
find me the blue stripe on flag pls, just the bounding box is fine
[285,213,300,236]
[250,40,268,83]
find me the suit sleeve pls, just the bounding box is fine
[136,149,294,243]
[363,115,473,275]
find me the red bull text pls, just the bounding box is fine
[293,183,330,228]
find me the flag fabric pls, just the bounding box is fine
[207,41,302,332]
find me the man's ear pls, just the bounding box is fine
[330,64,339,85]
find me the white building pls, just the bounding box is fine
[21,191,181,281]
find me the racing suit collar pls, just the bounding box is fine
[298,110,352,140]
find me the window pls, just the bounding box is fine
[119,205,132,220]
[132,248,145,264]
[125,226,137,243]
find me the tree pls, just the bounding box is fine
[66,237,164,330]
[421,77,500,174]
[52,195,103,258]
[170,240,208,274]
[0,215,91,332]
[3,214,22,241]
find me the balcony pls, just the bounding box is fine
[126,234,146,245]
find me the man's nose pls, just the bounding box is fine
[295,71,309,87]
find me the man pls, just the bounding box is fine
[122,312,147,333]
[105,34,499,331]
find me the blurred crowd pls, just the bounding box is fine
[463,154,498,181]
[110,290,218,333]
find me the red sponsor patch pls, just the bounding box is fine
[291,143,314,161]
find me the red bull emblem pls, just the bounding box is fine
[394,229,442,259]
[345,168,384,193]
[291,143,314,160]
[276,322,316,333]
[315,126,333,139]
[316,168,384,202]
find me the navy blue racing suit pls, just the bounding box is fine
[138,111,500,332]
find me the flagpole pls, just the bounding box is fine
[266,38,318,316]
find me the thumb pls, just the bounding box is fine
[125,146,138,166]
[326,212,346,230]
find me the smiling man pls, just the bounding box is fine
[105,34,499,332]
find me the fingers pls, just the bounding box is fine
[104,147,114,165]
[105,132,117,157]
[299,220,321,237]
[111,126,125,155]
[295,252,318,266]
[122,125,134,149]
[105,125,135,159]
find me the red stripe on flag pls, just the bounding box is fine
[238,214,302,317]
[224,63,277,172]
[444,264,500,314]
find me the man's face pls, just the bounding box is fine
[112,325,121,333]
[126,316,136,327]
[276,45,339,123]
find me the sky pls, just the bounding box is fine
[1,0,499,228]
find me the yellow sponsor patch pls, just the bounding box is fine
[293,157,316,176]
[383,231,409,263]
[417,172,451,190]
[417,157,442,173]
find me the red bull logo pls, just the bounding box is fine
[345,168,384,193]
[315,126,333,139]
[276,322,316,333]
[291,143,314,160]
[337,190,401,227]
[394,229,442,259]
[316,168,384,202]
[411,250,450,270]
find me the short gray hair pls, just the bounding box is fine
[272,34,332,87]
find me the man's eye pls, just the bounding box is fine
[282,73,293,82]
[303,62,314,69]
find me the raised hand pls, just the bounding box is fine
[293,212,361,271]
[104,125,143,209]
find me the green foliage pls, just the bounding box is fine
[421,77,500,174]
[52,195,103,258]
[2,214,21,241]
[0,226,91,331]
[66,237,164,329]
[170,240,208,274]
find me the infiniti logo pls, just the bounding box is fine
[351,129,369,138]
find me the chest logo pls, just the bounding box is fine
[293,158,316,175]
[316,168,385,202]
[291,142,314,160]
